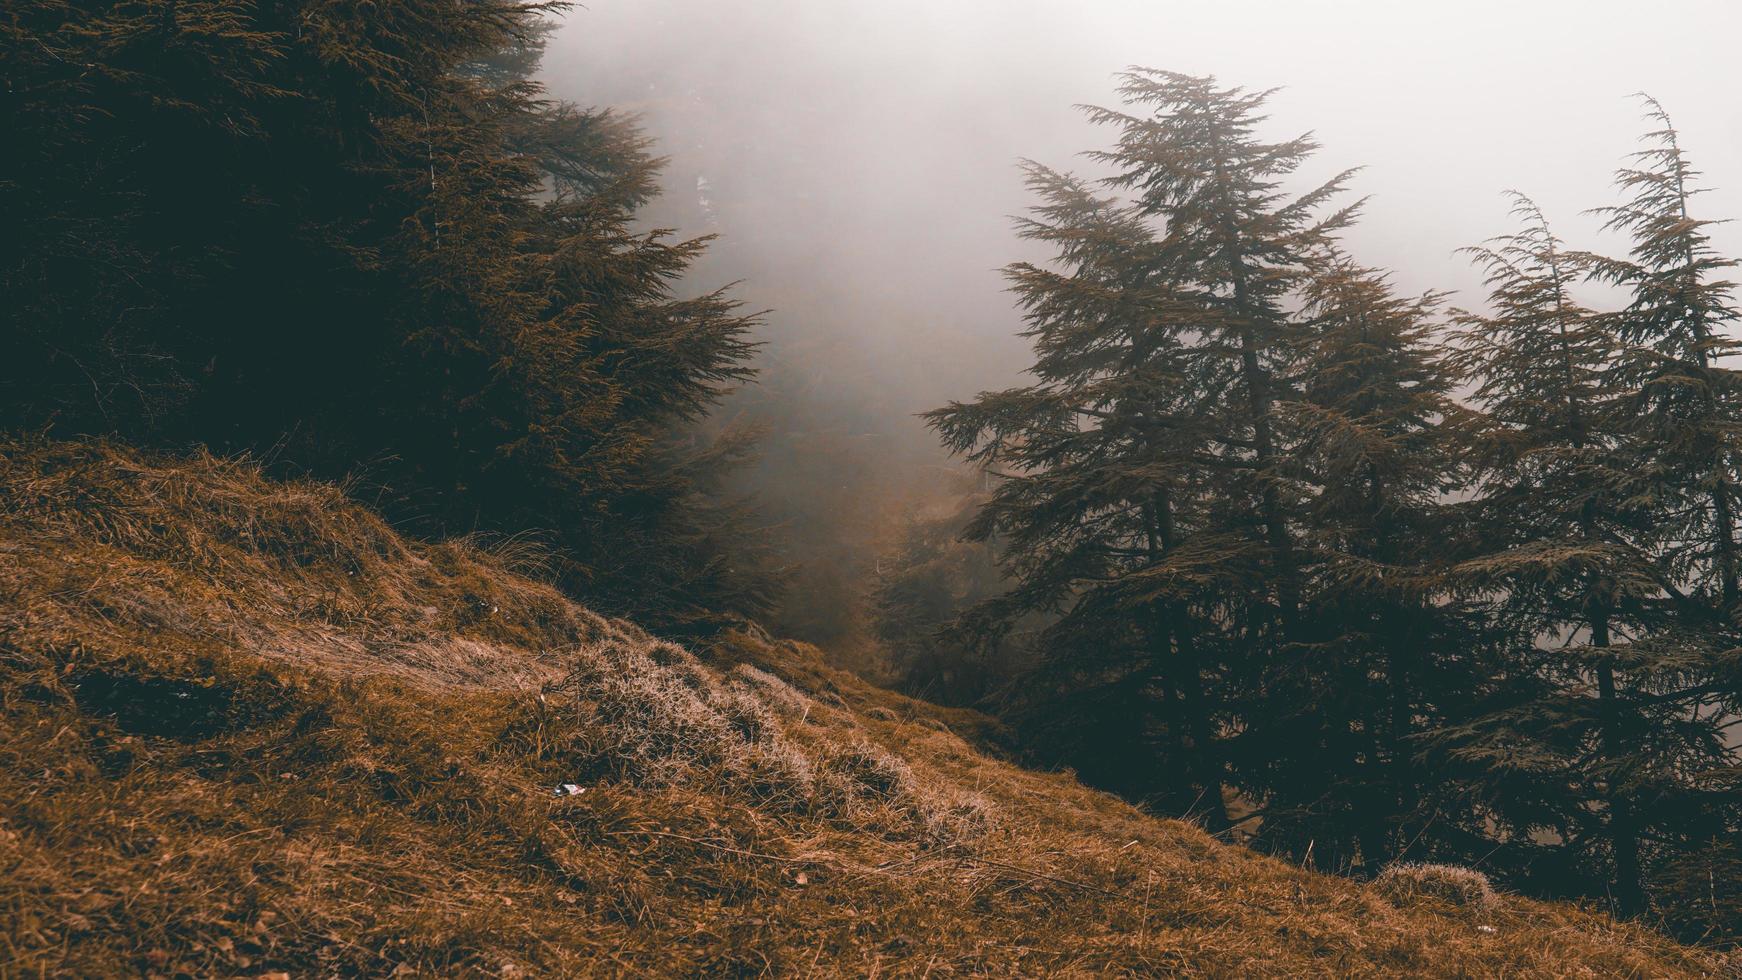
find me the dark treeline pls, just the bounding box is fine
[921,70,1741,937]
[2,0,779,630]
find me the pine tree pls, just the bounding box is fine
[929,71,1358,831]
[1584,96,1742,617]
[1085,70,1361,638]
[867,487,1013,705]
[1442,194,1673,916]
[1578,99,1742,920]
[1264,253,1481,869]
[926,159,1221,817]
[0,0,774,626]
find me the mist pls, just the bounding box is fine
[540,0,1742,644]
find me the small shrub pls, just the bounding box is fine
[916,788,998,848]
[1373,863,1496,911]
[728,664,813,718]
[830,742,918,801]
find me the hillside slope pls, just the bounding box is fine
[0,440,1725,977]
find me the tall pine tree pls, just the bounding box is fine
[1584,97,1742,618]
[1580,99,1742,925]
[928,159,1235,817]
[1263,253,1484,870]
[1444,194,1676,916]
[930,70,1358,832]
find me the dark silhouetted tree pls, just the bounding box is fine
[1261,253,1488,871]
[1442,194,1673,917]
[929,71,1358,831]
[0,0,774,627]
[1581,99,1742,920]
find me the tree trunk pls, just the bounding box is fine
[1370,470,1415,862]
[1171,609,1231,832]
[1149,492,1230,831]
[1382,639,1413,861]
[1551,235,1645,917]
[1709,481,1739,610]
[1591,607,1644,918]
[1207,125,1301,637]
[1689,333,1740,612]
[1235,314,1302,633]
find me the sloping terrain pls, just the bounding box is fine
[0,439,1726,977]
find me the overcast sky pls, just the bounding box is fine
[542,0,1742,435]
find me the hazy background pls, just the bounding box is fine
[540,0,1742,649]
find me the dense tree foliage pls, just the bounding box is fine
[931,75,1742,930]
[1433,110,1742,925]
[1257,254,1492,873]
[1,0,773,627]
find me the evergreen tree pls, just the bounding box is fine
[1580,99,1742,921]
[866,485,1014,705]
[929,71,1357,831]
[1584,96,1742,617]
[927,159,1226,815]
[923,72,1739,927]
[1260,253,1482,870]
[0,0,773,626]
[1442,194,1676,916]
[1084,70,1361,639]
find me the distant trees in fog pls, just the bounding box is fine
[926,71,1741,933]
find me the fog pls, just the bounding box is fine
[539,0,1742,640]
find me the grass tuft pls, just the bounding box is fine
[1373,863,1498,912]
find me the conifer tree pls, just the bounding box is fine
[1258,254,1479,869]
[0,0,774,626]
[1084,71,1361,638]
[1584,97,1742,618]
[1442,195,1673,916]
[924,72,1739,925]
[866,489,1012,705]
[927,159,1232,818]
[1578,99,1742,920]
[929,70,1358,831]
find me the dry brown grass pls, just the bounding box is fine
[1373,864,1498,914]
[0,438,1725,977]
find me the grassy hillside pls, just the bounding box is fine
[0,440,1726,977]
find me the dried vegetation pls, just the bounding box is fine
[1372,864,1498,913]
[0,439,1723,976]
